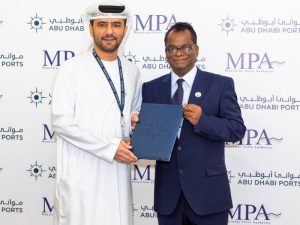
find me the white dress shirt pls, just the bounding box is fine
[171,66,197,137]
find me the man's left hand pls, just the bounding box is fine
[183,104,202,126]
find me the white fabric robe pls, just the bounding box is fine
[51,50,142,225]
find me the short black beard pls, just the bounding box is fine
[94,35,120,53]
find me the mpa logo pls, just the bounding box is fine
[226,129,283,150]
[226,52,285,73]
[134,14,177,34]
[229,203,281,224]
[132,165,155,183]
[43,50,75,69]
[218,15,238,36]
[42,124,56,143]
[42,197,54,216]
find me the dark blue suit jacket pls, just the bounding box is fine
[142,68,246,216]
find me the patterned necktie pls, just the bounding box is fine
[172,79,184,105]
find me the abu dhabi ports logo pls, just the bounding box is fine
[0,53,24,67]
[27,14,46,33]
[218,15,237,36]
[226,128,283,150]
[219,16,300,35]
[0,126,24,141]
[231,169,300,187]
[229,203,281,224]
[27,161,46,180]
[239,95,300,111]
[27,14,84,33]
[0,199,24,214]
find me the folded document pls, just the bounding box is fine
[131,103,183,161]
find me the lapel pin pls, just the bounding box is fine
[195,92,202,98]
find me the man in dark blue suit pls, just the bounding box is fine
[142,22,246,225]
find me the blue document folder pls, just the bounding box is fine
[131,103,183,161]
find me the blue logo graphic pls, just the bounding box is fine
[27,161,46,180]
[27,14,46,33]
[146,121,166,139]
[125,51,140,63]
[27,88,47,108]
[218,15,237,36]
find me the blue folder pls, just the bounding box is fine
[131,103,183,161]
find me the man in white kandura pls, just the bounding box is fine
[51,1,141,225]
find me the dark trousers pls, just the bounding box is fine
[157,193,229,225]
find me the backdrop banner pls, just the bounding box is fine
[1,0,300,224]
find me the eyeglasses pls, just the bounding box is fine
[165,44,196,55]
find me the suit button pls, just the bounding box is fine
[178,169,184,174]
[178,146,182,151]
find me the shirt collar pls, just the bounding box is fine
[171,66,197,88]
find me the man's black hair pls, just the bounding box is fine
[164,22,197,45]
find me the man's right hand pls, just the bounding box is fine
[131,112,139,131]
[114,139,138,163]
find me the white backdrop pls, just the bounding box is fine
[1,0,300,224]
